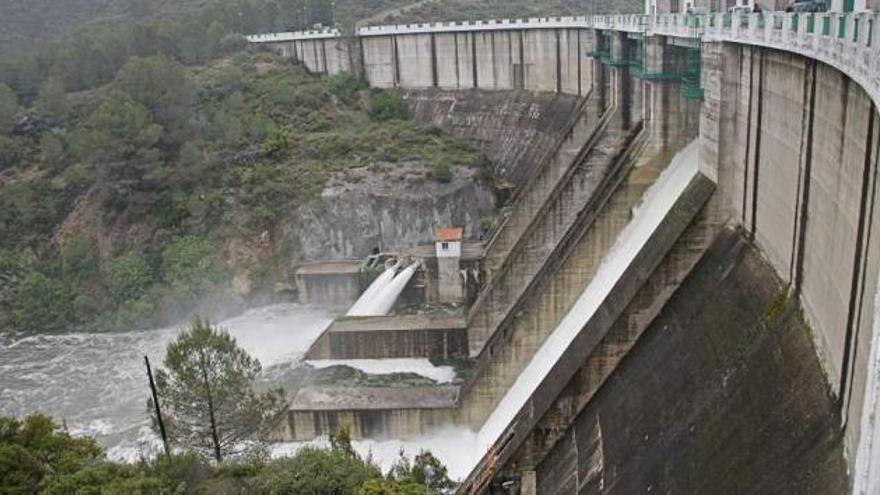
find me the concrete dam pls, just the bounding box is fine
[250,10,880,494]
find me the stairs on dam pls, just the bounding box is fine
[457,130,701,431]
[482,95,605,275]
[467,107,644,357]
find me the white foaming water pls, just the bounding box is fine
[0,304,333,461]
[476,139,701,452]
[305,358,457,383]
[349,262,419,316]
[347,262,400,316]
[271,427,480,480]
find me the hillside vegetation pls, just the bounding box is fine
[0,2,478,335]
[0,0,417,57]
[1,413,454,494]
[373,0,645,24]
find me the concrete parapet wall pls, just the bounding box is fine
[249,12,880,108]
[256,24,593,97]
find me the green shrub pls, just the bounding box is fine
[38,132,69,172]
[258,446,382,493]
[0,83,18,135]
[61,236,99,284]
[0,135,26,171]
[369,91,410,121]
[161,236,231,302]
[15,272,86,333]
[0,414,104,495]
[0,178,62,248]
[109,253,154,303]
[325,73,368,104]
[433,162,453,183]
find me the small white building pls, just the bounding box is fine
[435,227,463,303]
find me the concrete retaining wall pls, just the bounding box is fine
[306,315,468,360]
[294,261,362,306]
[284,386,457,441]
[462,156,716,493]
[504,199,723,477]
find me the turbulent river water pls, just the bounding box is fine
[0,304,334,460]
[0,303,480,478]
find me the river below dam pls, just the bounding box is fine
[0,303,479,478]
[0,304,335,460]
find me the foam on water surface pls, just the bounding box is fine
[271,427,480,480]
[305,358,457,383]
[0,304,333,460]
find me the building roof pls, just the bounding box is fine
[435,227,463,242]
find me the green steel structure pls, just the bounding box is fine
[593,30,704,101]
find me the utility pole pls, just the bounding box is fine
[144,355,170,457]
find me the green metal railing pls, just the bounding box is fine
[625,34,677,80]
[869,19,874,47]
[681,46,704,100]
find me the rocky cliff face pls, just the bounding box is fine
[290,162,493,261]
[287,89,585,262]
[402,89,583,188]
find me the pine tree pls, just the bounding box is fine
[150,317,286,462]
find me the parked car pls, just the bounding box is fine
[787,0,827,12]
[728,5,755,13]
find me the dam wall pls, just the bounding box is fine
[250,12,880,490]
[703,38,880,464]
[530,228,848,494]
[250,18,596,97]
[481,13,879,491]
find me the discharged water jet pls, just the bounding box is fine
[348,261,421,317]
[346,261,400,316]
